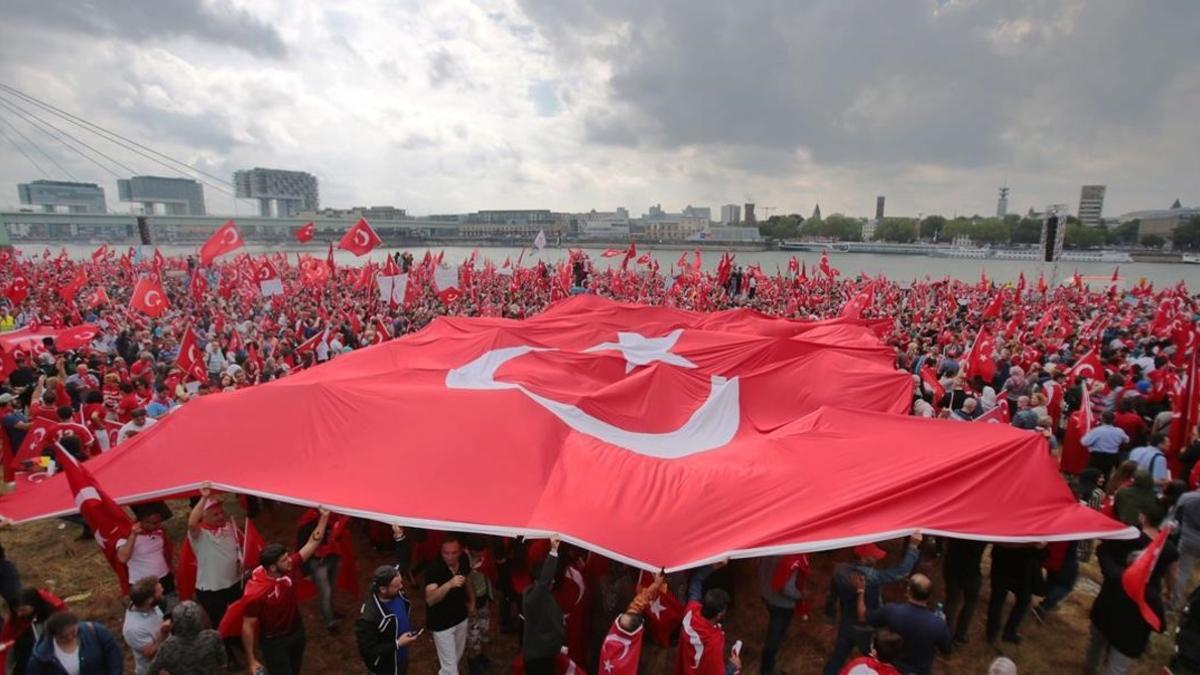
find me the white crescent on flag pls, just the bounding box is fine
[445,331,740,459]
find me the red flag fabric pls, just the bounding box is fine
[1121,525,1172,631]
[599,618,645,675]
[58,267,88,303]
[980,290,1005,320]
[53,444,134,592]
[130,276,169,317]
[295,221,315,243]
[966,327,997,383]
[199,220,244,266]
[54,324,99,352]
[601,249,623,258]
[0,297,1132,571]
[243,518,265,569]
[919,365,945,406]
[91,245,108,264]
[85,287,110,308]
[176,326,209,382]
[1065,350,1104,386]
[338,217,382,256]
[1061,407,1094,474]
[256,260,284,297]
[4,275,30,304]
[975,400,1011,425]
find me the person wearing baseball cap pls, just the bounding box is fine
[822,532,923,675]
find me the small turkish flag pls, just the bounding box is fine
[130,276,169,318]
[58,267,88,303]
[601,248,623,258]
[338,217,381,256]
[5,275,30,304]
[434,266,461,304]
[1121,525,1173,631]
[55,324,99,351]
[176,325,209,382]
[295,221,315,243]
[1065,349,1103,386]
[53,444,134,592]
[199,220,244,266]
[85,287,110,309]
[256,259,284,297]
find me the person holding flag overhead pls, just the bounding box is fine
[184,485,245,661]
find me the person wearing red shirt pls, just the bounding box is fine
[80,390,111,452]
[839,638,903,674]
[1112,398,1147,452]
[242,508,331,675]
[675,561,741,675]
[28,387,58,423]
[116,382,140,423]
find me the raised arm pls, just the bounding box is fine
[687,561,722,604]
[187,484,212,535]
[296,507,330,562]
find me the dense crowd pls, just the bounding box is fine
[0,243,1198,675]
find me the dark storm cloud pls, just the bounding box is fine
[518,0,1200,170]
[6,0,287,58]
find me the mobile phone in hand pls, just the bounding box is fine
[731,640,743,656]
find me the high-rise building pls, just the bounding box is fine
[17,180,107,213]
[996,186,1009,218]
[1078,185,1106,227]
[875,196,885,220]
[719,204,741,224]
[744,203,756,225]
[118,176,206,215]
[233,167,319,216]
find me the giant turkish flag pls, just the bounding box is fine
[0,296,1132,569]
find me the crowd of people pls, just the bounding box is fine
[0,243,1198,674]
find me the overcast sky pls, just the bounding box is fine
[0,0,1195,219]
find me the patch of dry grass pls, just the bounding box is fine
[0,505,1179,674]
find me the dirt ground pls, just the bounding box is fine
[0,499,1180,675]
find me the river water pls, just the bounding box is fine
[13,243,1200,287]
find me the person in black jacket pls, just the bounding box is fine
[1086,505,1179,674]
[356,565,422,675]
[522,535,564,675]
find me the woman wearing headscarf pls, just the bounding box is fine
[147,600,226,675]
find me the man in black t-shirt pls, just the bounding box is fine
[424,535,474,675]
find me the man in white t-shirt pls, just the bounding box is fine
[122,576,169,675]
[116,407,158,445]
[187,485,244,631]
[116,511,174,602]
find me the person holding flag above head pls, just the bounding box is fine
[232,507,331,675]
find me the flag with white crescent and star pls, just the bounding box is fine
[52,444,134,592]
[199,220,244,267]
[130,275,169,318]
[0,297,1133,572]
[338,217,382,256]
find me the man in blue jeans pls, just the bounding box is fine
[822,532,922,675]
[757,555,805,674]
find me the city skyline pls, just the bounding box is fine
[0,1,1196,220]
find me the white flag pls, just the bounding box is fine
[259,278,283,297]
[533,229,547,251]
[433,266,458,292]
[377,273,408,304]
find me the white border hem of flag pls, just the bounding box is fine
[0,482,1141,573]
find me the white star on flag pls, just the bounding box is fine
[586,329,697,373]
[648,596,666,619]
